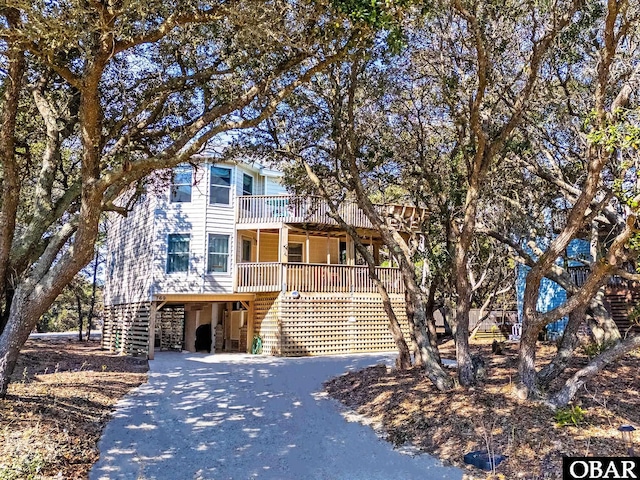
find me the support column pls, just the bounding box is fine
[326,233,331,264]
[148,300,166,359]
[256,229,261,262]
[247,301,255,354]
[306,231,310,264]
[280,226,288,292]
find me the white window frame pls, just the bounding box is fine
[170,164,192,203]
[166,233,190,274]
[209,166,233,206]
[207,234,230,273]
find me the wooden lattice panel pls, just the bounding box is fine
[102,302,150,356]
[254,293,281,355]
[158,306,185,351]
[277,293,410,356]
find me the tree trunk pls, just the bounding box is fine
[0,288,47,397]
[548,335,640,408]
[0,9,26,333]
[378,283,412,369]
[516,314,542,399]
[404,290,422,366]
[86,250,100,341]
[77,293,84,342]
[452,178,480,387]
[587,287,621,346]
[453,285,475,386]
[537,305,586,387]
[424,281,441,353]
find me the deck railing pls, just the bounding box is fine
[236,262,281,292]
[235,262,404,294]
[236,195,373,229]
[236,195,424,230]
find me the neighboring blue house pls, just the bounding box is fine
[516,239,591,339]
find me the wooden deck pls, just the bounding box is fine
[236,195,425,231]
[236,262,404,294]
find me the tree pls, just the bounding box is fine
[37,274,101,336]
[0,0,362,397]
[508,0,640,403]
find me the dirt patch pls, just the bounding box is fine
[0,338,147,479]
[325,340,640,480]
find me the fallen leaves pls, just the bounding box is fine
[0,338,147,479]
[325,340,640,480]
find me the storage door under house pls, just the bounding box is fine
[156,306,185,351]
[224,310,246,351]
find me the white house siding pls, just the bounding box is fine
[264,175,286,195]
[105,193,157,306]
[200,163,236,293]
[153,163,237,295]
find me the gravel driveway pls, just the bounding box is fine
[91,352,464,480]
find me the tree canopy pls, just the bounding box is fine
[1,0,639,408]
[0,0,365,396]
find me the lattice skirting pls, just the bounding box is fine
[105,293,411,358]
[102,302,151,356]
[255,292,410,356]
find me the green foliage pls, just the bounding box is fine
[37,276,102,333]
[332,0,408,27]
[0,453,46,480]
[554,405,586,427]
[581,340,618,360]
[584,109,640,153]
[331,0,412,51]
[628,305,640,326]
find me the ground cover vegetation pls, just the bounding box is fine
[0,338,146,479]
[326,339,640,479]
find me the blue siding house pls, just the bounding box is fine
[516,239,591,339]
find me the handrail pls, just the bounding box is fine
[235,261,404,294]
[236,195,424,231]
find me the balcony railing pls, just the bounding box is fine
[235,262,404,294]
[236,195,424,230]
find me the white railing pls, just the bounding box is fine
[235,262,404,294]
[236,195,374,229]
[237,195,424,230]
[236,262,281,292]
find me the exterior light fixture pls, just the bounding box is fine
[618,425,636,456]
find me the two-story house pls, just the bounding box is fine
[103,158,420,358]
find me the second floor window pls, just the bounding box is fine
[242,173,254,195]
[167,234,190,273]
[208,234,230,273]
[210,166,232,205]
[170,165,192,202]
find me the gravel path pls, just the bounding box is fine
[91,352,465,480]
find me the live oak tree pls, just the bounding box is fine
[0,0,362,397]
[505,0,640,404]
[329,0,581,386]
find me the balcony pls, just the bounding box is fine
[236,262,404,294]
[236,195,424,231]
